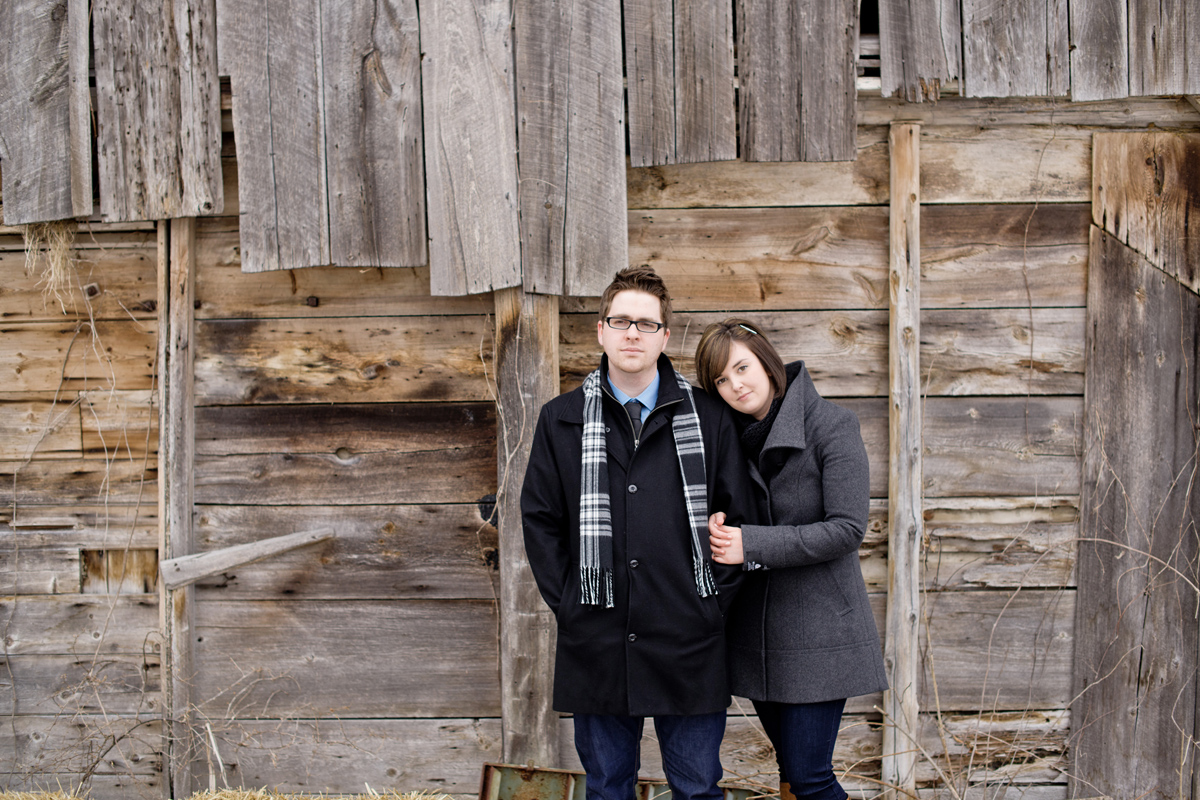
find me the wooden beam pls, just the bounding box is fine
[159,528,334,590]
[495,287,560,765]
[159,217,197,799]
[882,122,921,799]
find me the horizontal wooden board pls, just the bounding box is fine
[627,127,890,209]
[195,221,491,318]
[860,496,1080,591]
[0,321,156,393]
[628,206,889,310]
[921,204,1090,308]
[201,717,501,794]
[0,458,156,507]
[858,94,1199,128]
[0,654,161,715]
[193,504,498,600]
[0,595,159,656]
[193,599,499,718]
[0,546,82,593]
[922,308,1085,396]
[0,714,162,776]
[1,504,158,550]
[194,403,496,504]
[920,126,1091,205]
[0,241,158,322]
[923,396,1082,497]
[195,316,494,405]
[0,396,83,459]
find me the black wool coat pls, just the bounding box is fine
[521,354,756,716]
[729,362,889,704]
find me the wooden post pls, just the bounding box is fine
[159,217,197,798]
[882,122,921,799]
[495,287,561,765]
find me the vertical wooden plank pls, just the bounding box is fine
[159,218,198,798]
[737,0,798,161]
[1093,132,1200,294]
[561,0,628,296]
[495,287,560,765]
[961,0,1069,97]
[0,0,92,225]
[673,0,736,164]
[421,0,522,295]
[1068,0,1127,101]
[321,0,426,268]
[1129,0,1200,96]
[878,0,961,102]
[882,122,921,800]
[515,0,627,297]
[225,0,329,272]
[798,0,858,161]
[1071,225,1200,800]
[93,0,222,221]
[623,0,676,167]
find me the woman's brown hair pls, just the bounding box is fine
[694,318,787,397]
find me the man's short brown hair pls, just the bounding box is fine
[599,265,672,329]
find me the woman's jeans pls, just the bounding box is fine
[574,711,726,800]
[753,698,848,800]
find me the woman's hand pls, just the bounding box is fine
[708,511,744,565]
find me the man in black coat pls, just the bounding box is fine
[521,265,754,800]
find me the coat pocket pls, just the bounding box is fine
[816,562,854,616]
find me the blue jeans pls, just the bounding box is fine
[753,698,847,800]
[574,711,726,800]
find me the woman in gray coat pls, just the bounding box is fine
[694,319,888,800]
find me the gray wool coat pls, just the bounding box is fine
[727,361,889,703]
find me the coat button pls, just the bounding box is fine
[629,559,639,568]
[627,634,637,642]
[628,484,637,493]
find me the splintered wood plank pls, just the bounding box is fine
[921,204,1089,308]
[0,546,83,593]
[1073,227,1200,800]
[0,459,156,507]
[0,245,158,323]
[922,396,1083,497]
[0,321,157,394]
[193,599,500,717]
[1068,0,1127,101]
[0,595,161,656]
[0,396,82,459]
[1093,132,1200,293]
[921,307,1085,396]
[624,0,735,166]
[514,0,626,296]
[193,403,496,504]
[92,0,222,221]
[878,0,961,102]
[423,0,520,295]
[0,654,161,716]
[1130,0,1200,95]
[194,316,494,404]
[321,0,426,267]
[199,718,501,794]
[627,207,889,311]
[193,504,497,599]
[738,0,857,161]
[0,0,92,224]
[961,0,1068,98]
[225,0,328,271]
[2,505,159,549]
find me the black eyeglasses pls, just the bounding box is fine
[605,317,665,334]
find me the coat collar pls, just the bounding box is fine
[760,361,816,454]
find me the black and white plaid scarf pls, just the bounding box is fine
[579,368,718,607]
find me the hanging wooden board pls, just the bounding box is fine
[423,0,521,295]
[1068,0,1127,101]
[878,0,961,102]
[961,0,1068,98]
[0,0,92,224]
[1130,0,1200,95]
[93,0,223,221]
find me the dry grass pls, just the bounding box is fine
[0,792,456,800]
[21,219,78,313]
